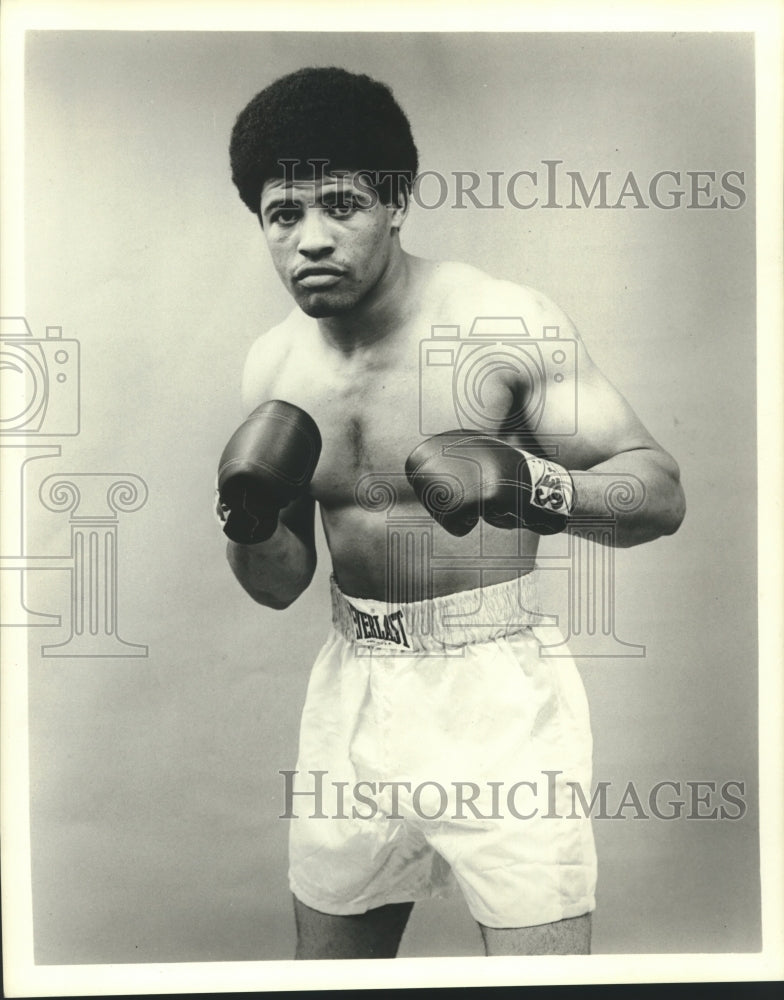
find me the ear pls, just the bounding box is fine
[388,183,411,232]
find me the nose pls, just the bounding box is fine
[297,208,335,259]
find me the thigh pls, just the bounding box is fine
[479,913,592,956]
[293,895,415,960]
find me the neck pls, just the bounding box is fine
[317,248,425,353]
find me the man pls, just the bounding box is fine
[217,66,685,959]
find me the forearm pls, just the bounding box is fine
[226,520,316,609]
[568,447,686,547]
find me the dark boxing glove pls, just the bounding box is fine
[216,400,321,544]
[405,430,574,537]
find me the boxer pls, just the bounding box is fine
[217,67,685,959]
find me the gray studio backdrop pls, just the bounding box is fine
[20,32,757,962]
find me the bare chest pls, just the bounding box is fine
[271,348,418,508]
[269,333,515,510]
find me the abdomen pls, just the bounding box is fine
[320,500,539,602]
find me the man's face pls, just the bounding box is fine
[259,173,406,318]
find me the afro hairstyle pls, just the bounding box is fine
[229,66,419,216]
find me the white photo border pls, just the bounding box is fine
[1,0,782,994]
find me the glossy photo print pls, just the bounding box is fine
[1,3,782,995]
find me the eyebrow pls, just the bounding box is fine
[261,197,299,215]
[261,184,364,216]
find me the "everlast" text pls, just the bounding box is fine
[347,604,411,648]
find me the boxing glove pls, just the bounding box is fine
[216,400,321,544]
[405,430,574,537]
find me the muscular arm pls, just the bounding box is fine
[567,447,684,547]
[226,492,317,609]
[224,319,318,608]
[510,289,686,547]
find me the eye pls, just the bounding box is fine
[326,197,360,219]
[270,206,300,226]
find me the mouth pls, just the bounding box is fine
[294,266,346,289]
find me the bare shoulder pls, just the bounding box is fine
[430,261,582,341]
[240,308,313,413]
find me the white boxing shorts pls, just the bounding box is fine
[287,573,597,929]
